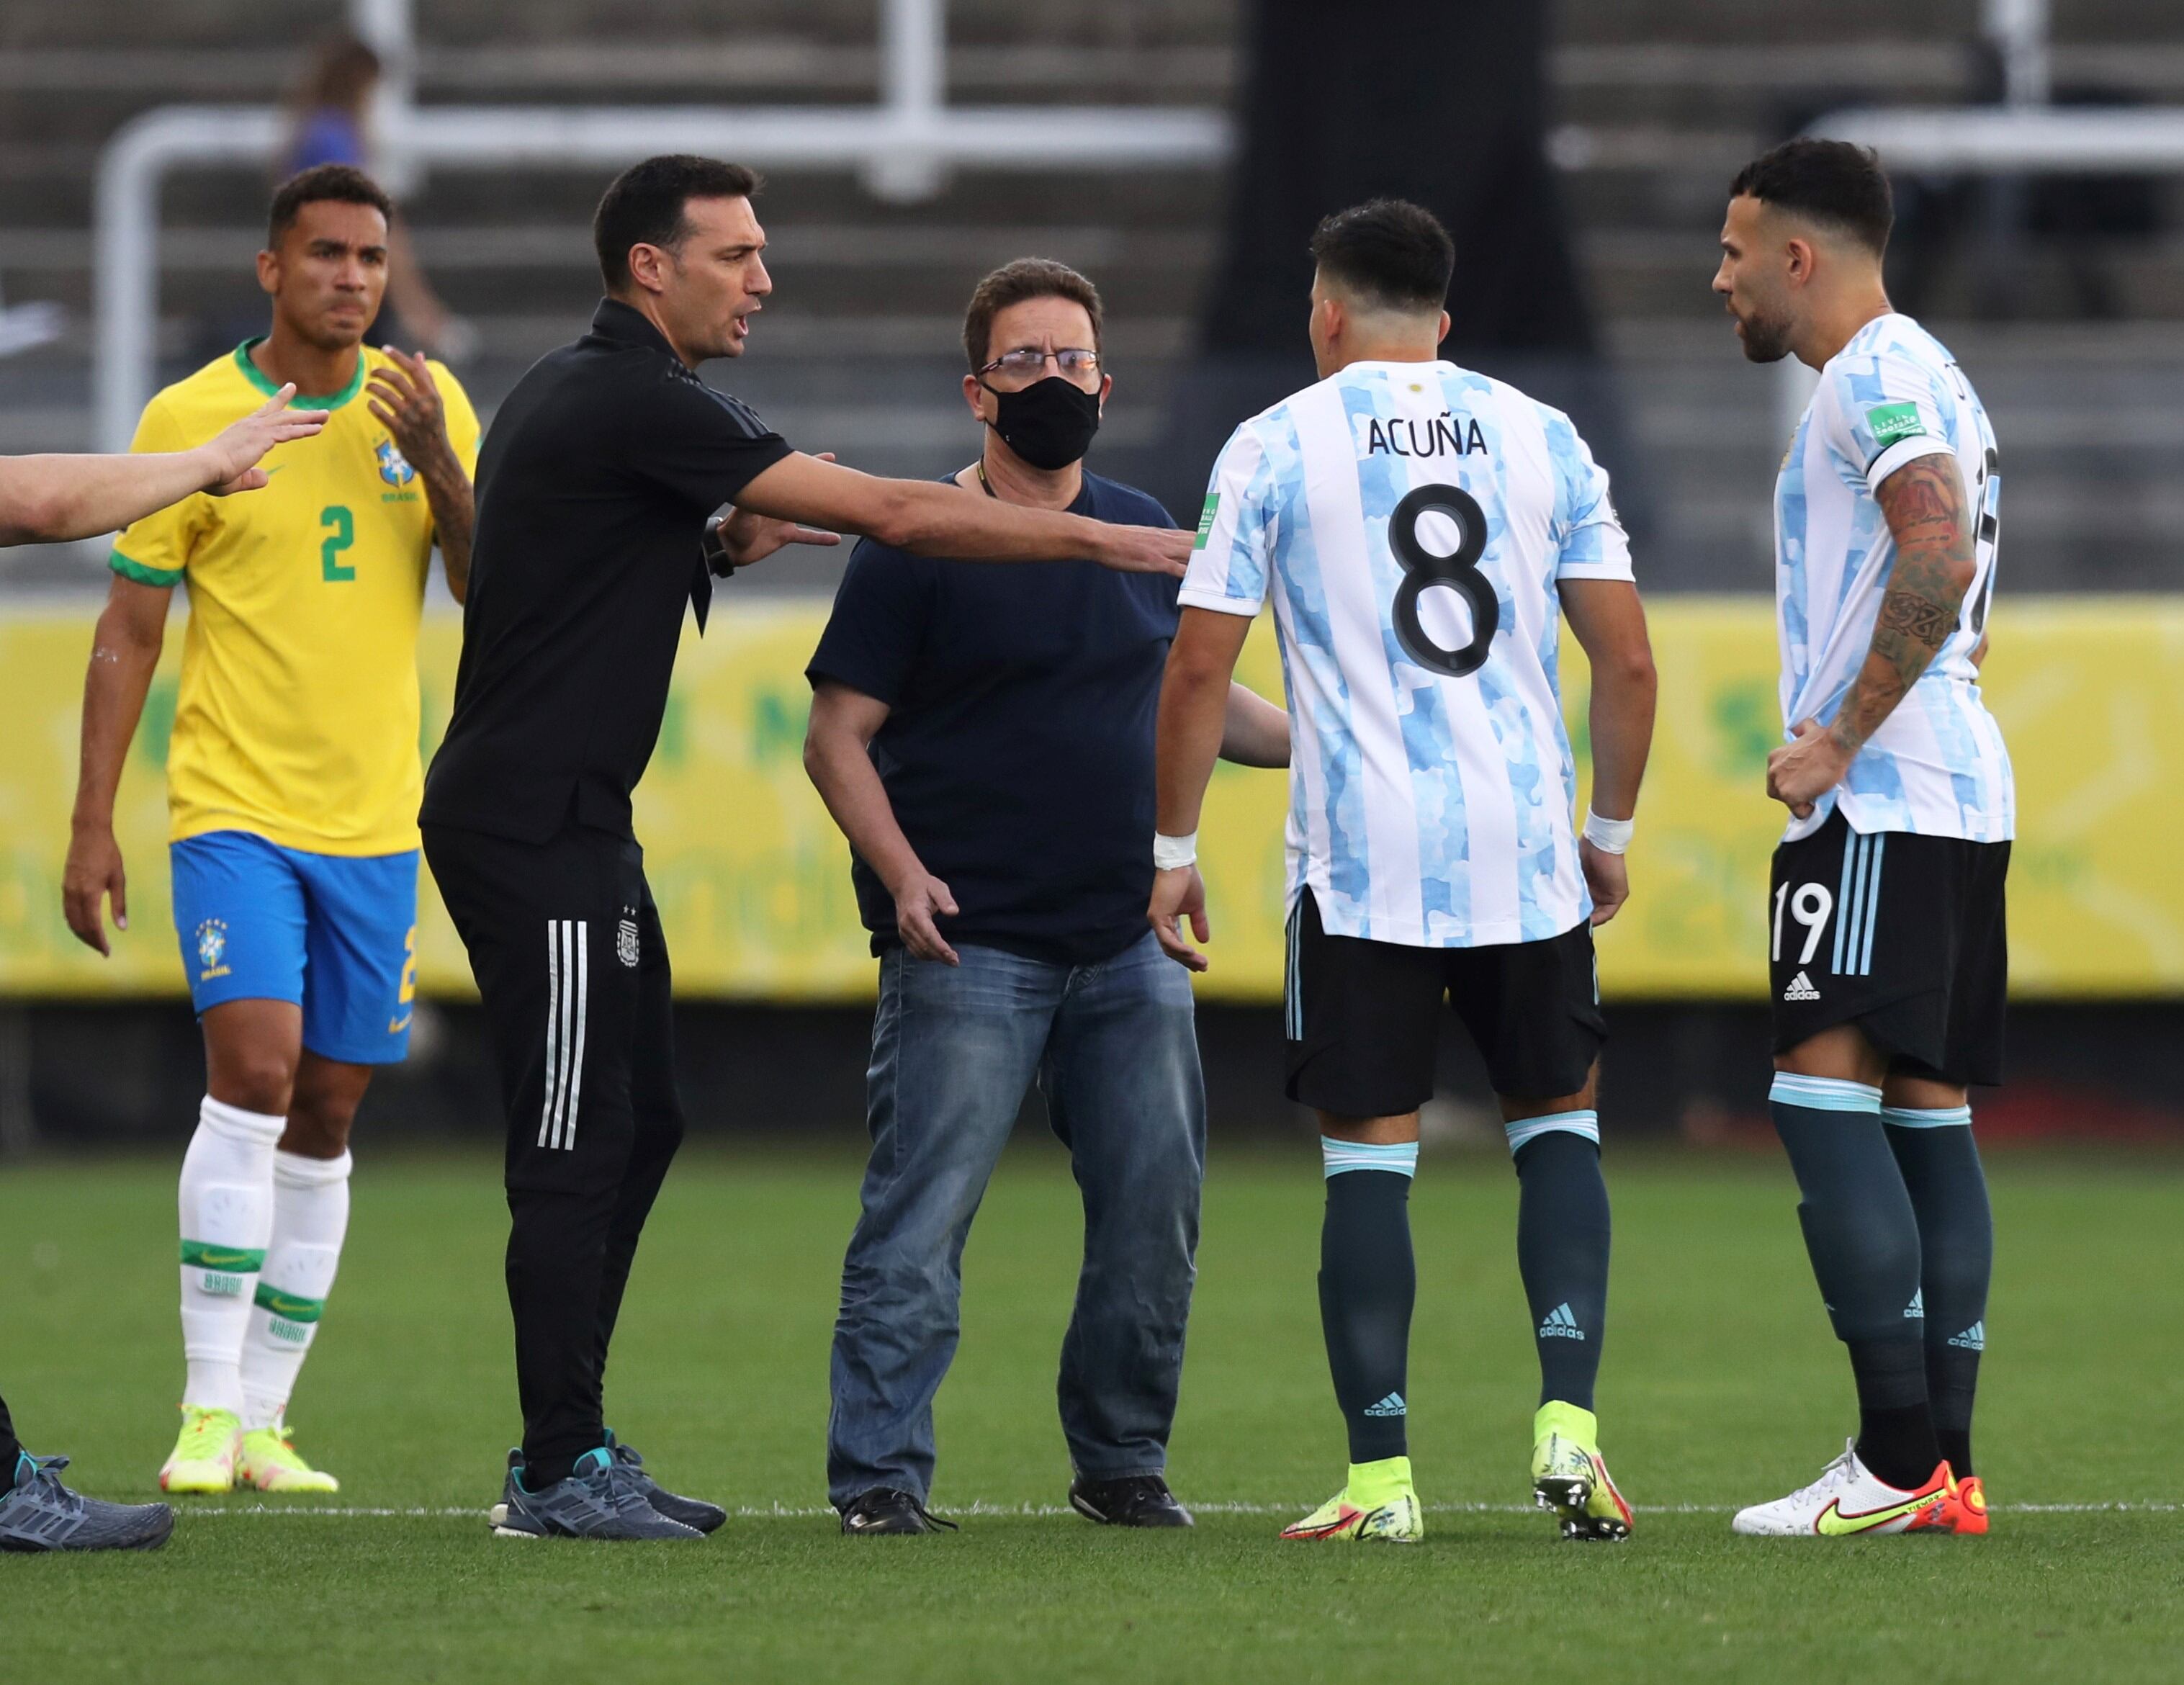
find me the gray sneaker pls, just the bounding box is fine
[0,1452,174,1553]
[603,1429,727,1534]
[490,1447,702,1540]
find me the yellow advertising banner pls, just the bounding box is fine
[1,597,2178,1000]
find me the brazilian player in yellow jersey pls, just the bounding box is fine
[61,165,478,1496]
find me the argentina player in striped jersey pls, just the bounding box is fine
[1150,201,1659,1544]
[1715,140,2010,1539]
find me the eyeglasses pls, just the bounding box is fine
[976,346,1102,384]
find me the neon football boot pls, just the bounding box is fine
[1530,1401,1633,1541]
[158,1404,241,1494]
[1280,1456,1423,1543]
[1732,1439,1951,1537]
[236,1419,340,1493]
[1923,1472,1988,1535]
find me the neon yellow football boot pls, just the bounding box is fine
[236,1421,340,1493]
[1280,1456,1424,1542]
[158,1405,241,1494]
[1531,1401,1633,1542]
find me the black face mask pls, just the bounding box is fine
[982,374,1102,471]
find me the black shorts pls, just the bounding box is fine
[422,822,682,1195]
[1769,809,2009,1087]
[1283,889,1605,1117]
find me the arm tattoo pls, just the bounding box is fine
[1830,455,1977,757]
[1875,589,1957,647]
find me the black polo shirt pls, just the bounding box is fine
[421,298,791,842]
[806,472,1182,966]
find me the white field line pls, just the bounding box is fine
[173,1498,2181,1520]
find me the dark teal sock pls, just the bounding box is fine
[1318,1139,1418,1464]
[1769,1074,1940,1490]
[1510,1123,1609,1411]
[1885,1106,1991,1477]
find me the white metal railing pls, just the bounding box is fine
[1769,1,2184,441]
[91,0,1230,452]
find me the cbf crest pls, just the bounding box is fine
[376,439,417,487]
[616,911,640,969]
[194,918,231,981]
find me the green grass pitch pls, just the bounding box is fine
[4,1141,2180,1681]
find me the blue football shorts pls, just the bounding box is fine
[169,830,421,1065]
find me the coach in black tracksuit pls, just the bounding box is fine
[421,156,1189,1534]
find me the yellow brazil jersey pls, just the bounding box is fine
[111,340,480,856]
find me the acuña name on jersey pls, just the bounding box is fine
[1775,313,2013,845]
[1179,359,1631,949]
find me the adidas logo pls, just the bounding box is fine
[1905,1288,1925,1320]
[1362,1392,1407,1418]
[1948,1320,1985,1351]
[1782,969,1821,1002]
[1538,1303,1586,1342]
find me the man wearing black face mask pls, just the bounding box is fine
[804,259,1290,1535]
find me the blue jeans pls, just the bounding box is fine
[827,932,1206,1507]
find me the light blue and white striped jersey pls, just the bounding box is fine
[1776,313,2013,843]
[1181,360,1632,948]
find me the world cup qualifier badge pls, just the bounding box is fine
[194,918,232,981]
[376,438,417,486]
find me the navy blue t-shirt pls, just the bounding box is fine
[805,472,1182,966]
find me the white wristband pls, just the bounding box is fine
[1583,809,1634,855]
[1153,830,1198,870]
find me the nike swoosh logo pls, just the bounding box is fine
[193,1249,256,1270]
[1282,1505,1365,1540]
[1814,1489,1945,1536]
[387,1012,413,1033]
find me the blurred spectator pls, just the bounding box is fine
[283,35,473,361]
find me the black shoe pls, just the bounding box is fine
[1069,1473,1195,1529]
[840,1488,958,1535]
[0,1452,174,1552]
[490,1447,704,1541]
[603,1429,727,1534]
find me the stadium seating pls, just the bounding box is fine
[1,0,2180,590]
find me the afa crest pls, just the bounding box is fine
[194,918,231,979]
[616,917,641,969]
[376,439,417,487]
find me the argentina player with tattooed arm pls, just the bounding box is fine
[1715,140,2010,1539]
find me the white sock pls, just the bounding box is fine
[178,1096,284,1414]
[240,1149,353,1432]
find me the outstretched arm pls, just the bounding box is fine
[1218,680,1289,768]
[1149,607,1254,970]
[1767,453,1975,817]
[0,389,325,545]
[733,452,1190,578]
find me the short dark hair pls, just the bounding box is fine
[593,155,762,292]
[961,258,1105,370]
[1730,139,1894,256]
[1308,199,1453,315]
[267,164,391,249]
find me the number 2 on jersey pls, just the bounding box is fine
[1389,483,1498,678]
[320,504,356,582]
